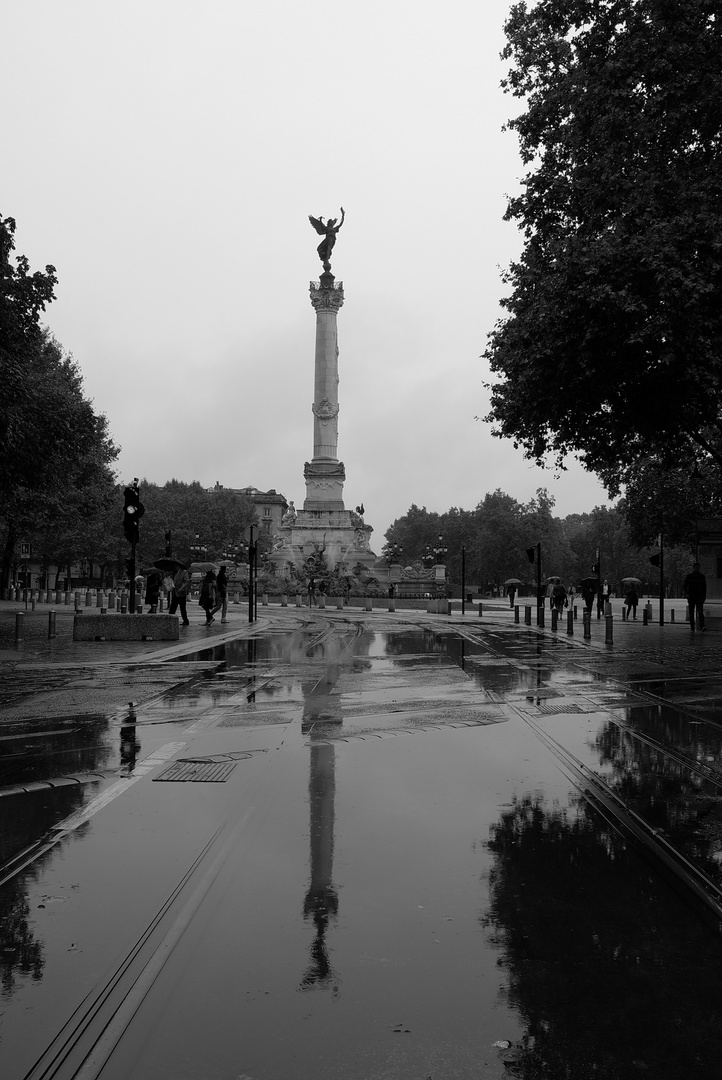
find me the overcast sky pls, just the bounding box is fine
[6,0,610,546]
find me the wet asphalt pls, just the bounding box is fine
[1,596,722,1080]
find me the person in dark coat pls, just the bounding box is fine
[683,562,707,632]
[145,572,161,613]
[169,566,191,625]
[212,566,228,623]
[624,583,639,620]
[199,570,217,625]
[581,582,596,612]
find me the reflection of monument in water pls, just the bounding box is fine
[300,740,340,993]
[269,210,377,580]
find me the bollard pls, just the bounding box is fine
[605,614,614,645]
[551,608,558,632]
[388,598,396,612]
[318,594,326,609]
[120,591,128,614]
[31,598,36,611]
[642,606,648,626]
[670,609,675,623]
[567,610,574,636]
[604,601,612,617]
[337,596,344,609]
[48,610,56,639]
[74,591,82,611]
[478,601,484,617]
[514,604,519,624]
[583,610,591,639]
[85,590,93,607]
[524,605,532,625]
[537,604,545,628]
[281,595,288,607]
[365,597,373,611]
[296,594,302,607]
[622,607,626,620]
[96,591,103,608]
[574,605,578,620]
[15,611,24,643]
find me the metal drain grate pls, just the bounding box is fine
[154,760,237,783]
[534,703,585,715]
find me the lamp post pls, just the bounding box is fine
[190,534,207,563]
[384,542,403,598]
[432,535,448,598]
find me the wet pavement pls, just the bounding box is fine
[1,598,722,1078]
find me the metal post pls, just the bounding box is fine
[248,526,255,624]
[514,604,519,624]
[583,610,591,639]
[461,545,465,616]
[551,608,558,632]
[15,611,24,644]
[566,609,574,635]
[525,605,532,625]
[605,613,614,645]
[48,610,56,639]
[478,601,483,617]
[128,540,136,613]
[659,531,665,626]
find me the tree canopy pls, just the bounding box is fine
[0,216,118,586]
[484,1,722,491]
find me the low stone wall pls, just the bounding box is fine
[73,613,180,641]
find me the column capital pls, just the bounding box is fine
[310,275,344,313]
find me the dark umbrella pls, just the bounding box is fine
[153,556,186,573]
[140,566,165,576]
[504,577,523,585]
[580,576,597,588]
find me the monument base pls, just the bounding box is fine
[268,508,376,581]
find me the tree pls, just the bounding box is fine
[484,1,722,491]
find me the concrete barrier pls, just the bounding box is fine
[73,613,180,642]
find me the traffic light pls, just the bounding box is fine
[526,547,535,563]
[125,558,134,578]
[591,562,600,574]
[649,553,661,567]
[123,482,145,543]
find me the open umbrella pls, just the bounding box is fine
[621,576,642,586]
[190,561,218,573]
[140,566,165,576]
[580,576,597,588]
[546,575,562,584]
[504,577,523,585]
[153,556,186,573]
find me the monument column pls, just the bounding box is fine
[304,271,346,511]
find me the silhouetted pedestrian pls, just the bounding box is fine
[199,570,217,625]
[624,584,639,620]
[683,562,707,632]
[213,566,228,622]
[169,566,191,625]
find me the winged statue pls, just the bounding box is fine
[308,207,345,272]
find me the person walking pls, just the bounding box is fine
[683,562,707,632]
[582,582,596,612]
[552,582,568,614]
[212,565,228,623]
[508,583,516,608]
[307,575,317,607]
[145,572,161,613]
[624,583,639,620]
[199,570,217,625]
[169,565,191,626]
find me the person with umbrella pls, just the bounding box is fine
[169,564,191,626]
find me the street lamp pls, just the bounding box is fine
[433,536,448,597]
[190,534,207,562]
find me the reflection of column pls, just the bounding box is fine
[300,741,339,993]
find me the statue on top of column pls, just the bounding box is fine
[308,208,345,272]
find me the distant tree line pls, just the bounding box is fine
[383,489,696,596]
